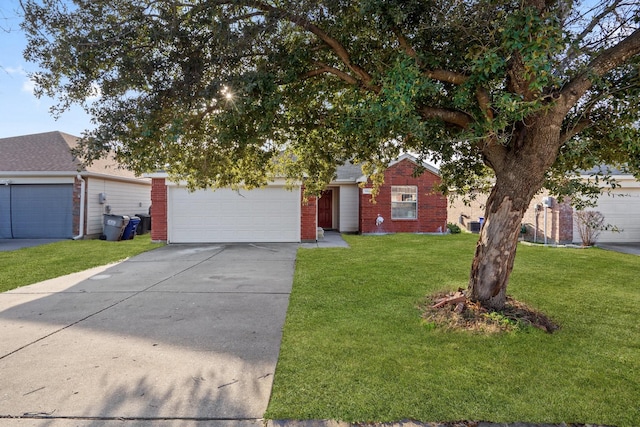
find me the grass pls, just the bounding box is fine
[265,233,640,426]
[0,235,163,293]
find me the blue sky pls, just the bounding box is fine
[0,0,93,139]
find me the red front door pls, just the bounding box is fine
[318,190,333,229]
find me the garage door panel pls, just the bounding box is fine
[168,187,300,243]
[592,190,640,243]
[0,184,73,239]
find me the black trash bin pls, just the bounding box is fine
[135,213,151,235]
[103,215,130,241]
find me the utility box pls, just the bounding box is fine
[468,221,481,233]
[103,214,130,241]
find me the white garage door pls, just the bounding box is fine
[579,188,640,243]
[168,186,301,243]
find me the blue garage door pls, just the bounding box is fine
[0,184,73,239]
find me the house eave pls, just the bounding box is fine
[0,170,150,185]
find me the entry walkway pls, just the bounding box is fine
[300,231,350,249]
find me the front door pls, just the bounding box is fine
[318,190,333,229]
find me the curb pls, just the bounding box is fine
[266,420,614,427]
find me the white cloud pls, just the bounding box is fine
[21,77,35,94]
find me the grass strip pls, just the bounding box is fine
[0,235,163,293]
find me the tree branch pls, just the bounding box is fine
[418,106,472,129]
[560,119,592,144]
[559,27,640,115]
[248,1,376,89]
[302,63,360,86]
[392,25,492,121]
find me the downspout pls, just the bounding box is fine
[72,174,85,240]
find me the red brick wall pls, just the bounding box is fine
[72,176,82,237]
[150,178,168,241]
[360,159,448,234]
[300,190,317,242]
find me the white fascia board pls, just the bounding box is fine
[0,172,77,185]
[144,171,169,179]
[83,172,151,185]
[329,179,359,185]
[165,177,301,188]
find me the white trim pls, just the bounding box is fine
[0,171,149,185]
[164,177,297,188]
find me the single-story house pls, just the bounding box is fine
[448,168,640,244]
[0,131,151,239]
[148,153,448,243]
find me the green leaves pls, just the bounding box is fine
[19,0,640,200]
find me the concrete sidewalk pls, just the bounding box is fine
[0,243,297,426]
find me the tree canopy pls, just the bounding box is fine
[21,0,640,309]
[21,0,640,193]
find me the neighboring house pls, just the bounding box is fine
[448,190,574,244]
[0,131,151,239]
[447,168,640,244]
[149,153,448,243]
[575,169,640,243]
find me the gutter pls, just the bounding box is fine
[72,174,86,240]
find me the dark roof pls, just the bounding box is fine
[0,131,142,179]
[335,161,364,181]
[0,131,82,172]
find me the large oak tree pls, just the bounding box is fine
[21,0,640,309]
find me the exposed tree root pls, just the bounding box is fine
[420,289,560,334]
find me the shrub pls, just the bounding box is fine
[447,223,461,234]
[574,210,619,246]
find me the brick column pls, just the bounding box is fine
[150,178,168,242]
[557,199,574,243]
[72,176,82,237]
[300,188,317,242]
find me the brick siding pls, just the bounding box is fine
[359,159,448,234]
[300,190,317,241]
[150,178,168,241]
[448,191,574,244]
[72,176,82,237]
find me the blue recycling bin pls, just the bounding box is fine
[121,216,141,240]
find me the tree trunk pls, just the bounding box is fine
[467,182,530,310]
[468,114,563,310]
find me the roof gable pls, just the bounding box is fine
[334,154,440,184]
[0,131,144,180]
[0,131,81,172]
[388,153,440,176]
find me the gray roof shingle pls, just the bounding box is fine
[0,131,81,172]
[0,131,142,179]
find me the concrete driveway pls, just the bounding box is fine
[597,242,640,256]
[0,243,297,427]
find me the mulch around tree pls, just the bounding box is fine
[420,289,560,334]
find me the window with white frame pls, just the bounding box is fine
[391,186,417,219]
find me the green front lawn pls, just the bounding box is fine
[266,233,640,426]
[0,235,163,293]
